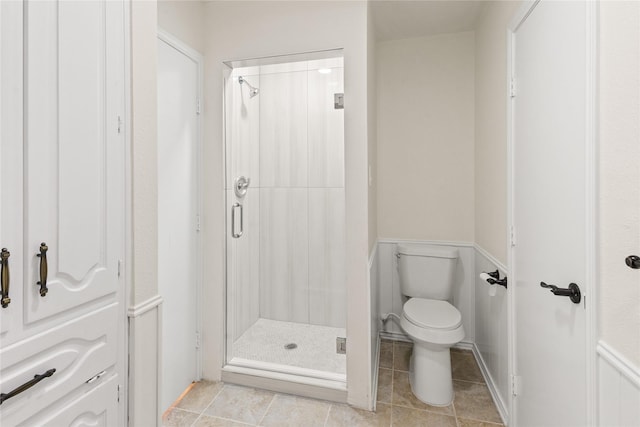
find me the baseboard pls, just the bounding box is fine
[470,343,509,426]
[372,336,381,410]
[379,331,412,343]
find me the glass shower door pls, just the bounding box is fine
[224,54,346,380]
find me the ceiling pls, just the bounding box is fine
[370,0,484,41]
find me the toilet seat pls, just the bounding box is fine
[400,298,465,345]
[403,298,462,331]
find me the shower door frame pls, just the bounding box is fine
[220,50,349,402]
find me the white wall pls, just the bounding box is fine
[474,247,508,422]
[598,0,640,368]
[202,1,372,409]
[376,31,475,243]
[474,1,521,265]
[157,0,205,54]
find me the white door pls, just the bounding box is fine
[511,1,592,426]
[157,35,200,411]
[0,1,127,425]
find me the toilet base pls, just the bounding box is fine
[408,341,454,406]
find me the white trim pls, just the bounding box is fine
[122,0,132,424]
[585,3,599,425]
[157,29,203,64]
[474,244,508,273]
[506,20,517,427]
[156,27,205,382]
[597,341,640,389]
[371,335,380,410]
[127,294,163,318]
[377,238,475,248]
[471,343,509,426]
[221,365,348,403]
[227,357,346,383]
[368,242,378,269]
[506,2,599,425]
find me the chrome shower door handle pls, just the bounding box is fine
[231,203,243,238]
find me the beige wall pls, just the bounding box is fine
[129,1,159,425]
[157,0,205,54]
[474,1,521,265]
[131,0,159,308]
[377,31,475,243]
[599,0,640,367]
[367,4,378,253]
[202,1,373,409]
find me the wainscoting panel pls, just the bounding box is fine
[597,341,640,426]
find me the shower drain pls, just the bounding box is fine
[284,343,297,350]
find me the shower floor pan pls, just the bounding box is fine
[231,318,346,380]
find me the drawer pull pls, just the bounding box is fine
[36,242,48,297]
[0,368,56,405]
[1,248,10,308]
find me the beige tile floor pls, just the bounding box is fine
[163,339,504,427]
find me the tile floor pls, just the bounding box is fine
[163,339,504,427]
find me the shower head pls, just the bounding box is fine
[238,76,259,98]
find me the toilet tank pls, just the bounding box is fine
[397,244,459,300]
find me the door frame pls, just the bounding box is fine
[156,28,205,382]
[506,1,598,425]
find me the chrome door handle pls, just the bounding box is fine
[231,203,243,238]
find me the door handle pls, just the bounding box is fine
[231,203,243,238]
[1,248,10,308]
[0,368,56,405]
[36,242,49,297]
[540,281,581,304]
[625,255,640,269]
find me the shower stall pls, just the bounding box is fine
[223,51,346,393]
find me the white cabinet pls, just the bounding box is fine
[0,1,127,425]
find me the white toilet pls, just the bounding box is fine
[396,244,465,406]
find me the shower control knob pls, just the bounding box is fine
[625,255,640,269]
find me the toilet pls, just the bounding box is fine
[396,244,465,406]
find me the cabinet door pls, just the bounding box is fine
[23,0,125,325]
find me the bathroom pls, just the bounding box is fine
[0,0,637,426]
[150,1,640,426]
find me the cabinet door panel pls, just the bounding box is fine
[24,0,124,324]
[0,304,118,425]
[16,375,119,427]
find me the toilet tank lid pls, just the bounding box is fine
[397,244,459,259]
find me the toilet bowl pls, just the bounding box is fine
[395,244,464,406]
[400,297,465,406]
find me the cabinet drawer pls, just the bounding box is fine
[0,304,119,425]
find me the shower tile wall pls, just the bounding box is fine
[227,59,345,341]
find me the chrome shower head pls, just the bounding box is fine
[238,76,259,98]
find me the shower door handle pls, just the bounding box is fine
[231,203,243,238]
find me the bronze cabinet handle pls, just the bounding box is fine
[1,248,10,308]
[36,242,48,297]
[0,368,56,405]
